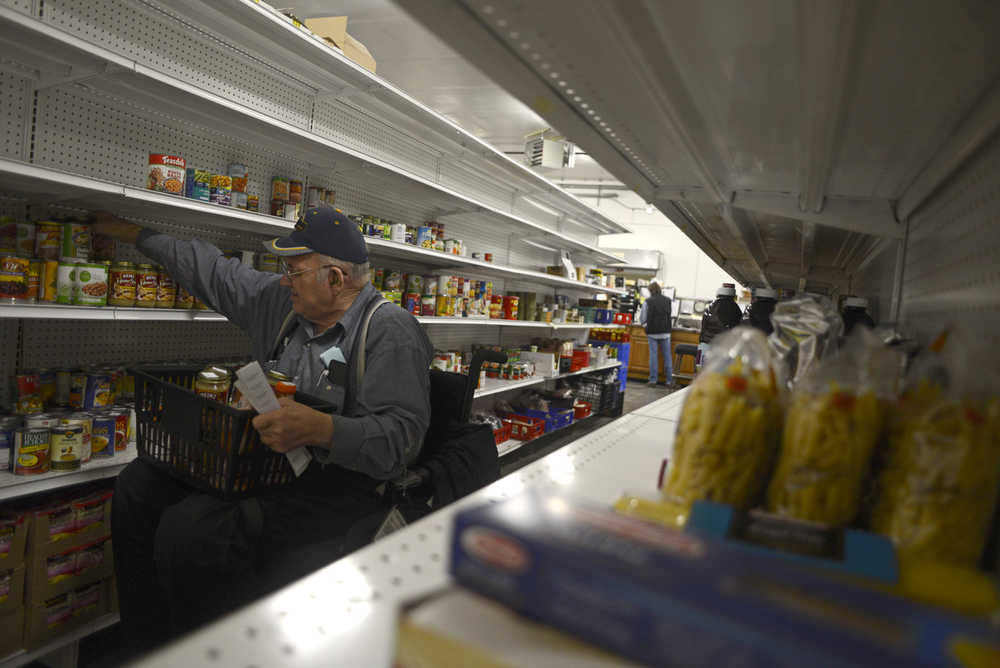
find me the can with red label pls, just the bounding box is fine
[503,295,519,320]
[404,293,420,316]
[147,154,186,195]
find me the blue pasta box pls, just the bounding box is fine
[450,492,1000,668]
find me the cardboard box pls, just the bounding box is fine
[25,539,113,604]
[0,566,24,617]
[517,351,558,378]
[451,492,1000,667]
[0,517,28,569]
[304,16,348,48]
[27,496,112,559]
[342,33,376,73]
[23,579,109,651]
[0,608,24,659]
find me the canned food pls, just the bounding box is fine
[0,269,27,303]
[175,284,195,309]
[231,192,248,209]
[0,416,21,471]
[0,218,14,254]
[416,226,434,249]
[420,296,435,316]
[38,369,56,405]
[436,295,455,317]
[12,427,49,474]
[436,275,450,296]
[404,293,420,315]
[55,259,81,305]
[42,259,58,302]
[383,270,402,291]
[484,253,493,262]
[73,262,109,306]
[66,413,93,463]
[84,372,113,410]
[503,295,519,320]
[445,239,458,255]
[23,259,41,302]
[15,222,34,257]
[265,370,292,389]
[49,425,82,471]
[210,174,232,206]
[59,222,90,260]
[147,154,185,195]
[271,178,289,201]
[288,180,303,203]
[34,222,61,260]
[108,408,129,452]
[283,202,299,221]
[195,367,231,403]
[306,186,322,207]
[228,164,248,193]
[14,373,42,415]
[89,413,115,458]
[390,224,406,243]
[108,261,137,307]
[324,189,336,205]
[383,290,402,307]
[155,269,176,308]
[371,268,384,290]
[24,413,59,429]
[135,264,157,307]
[69,372,87,410]
[184,168,211,201]
[405,274,424,294]
[433,238,445,252]
[489,295,503,319]
[247,194,259,212]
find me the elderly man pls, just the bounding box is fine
[94,204,432,654]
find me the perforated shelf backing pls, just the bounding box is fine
[18,319,250,371]
[0,72,28,161]
[900,131,1000,347]
[0,0,31,15]
[0,319,17,408]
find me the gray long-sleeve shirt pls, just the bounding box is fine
[136,229,433,481]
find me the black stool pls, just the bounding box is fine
[673,343,698,382]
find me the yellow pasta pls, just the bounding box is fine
[662,358,782,526]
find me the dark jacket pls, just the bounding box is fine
[700,296,743,344]
[842,307,875,335]
[644,294,672,335]
[743,298,777,335]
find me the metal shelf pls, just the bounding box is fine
[0,158,624,296]
[497,412,602,458]
[0,303,227,322]
[0,6,622,264]
[157,0,626,238]
[137,395,688,668]
[0,613,120,668]
[474,361,621,398]
[0,446,137,502]
[416,317,626,330]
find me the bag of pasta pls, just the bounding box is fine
[870,327,1000,567]
[661,327,782,526]
[767,326,901,526]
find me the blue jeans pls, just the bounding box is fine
[648,335,673,384]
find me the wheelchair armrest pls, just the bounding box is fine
[390,466,431,493]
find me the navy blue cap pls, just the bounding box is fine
[264,204,368,264]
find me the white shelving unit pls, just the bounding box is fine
[417,317,625,330]
[0,446,137,502]
[496,411,602,458]
[137,395,686,668]
[474,360,621,398]
[0,613,121,668]
[0,304,227,322]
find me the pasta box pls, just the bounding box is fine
[451,492,1000,667]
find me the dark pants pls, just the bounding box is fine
[111,459,383,657]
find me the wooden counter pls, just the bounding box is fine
[627,326,700,386]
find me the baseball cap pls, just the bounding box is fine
[263,204,368,264]
[716,283,736,297]
[753,287,778,299]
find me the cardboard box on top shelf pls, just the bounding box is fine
[0,516,28,569]
[25,538,113,605]
[26,494,112,560]
[342,33,376,73]
[0,607,24,659]
[0,565,24,617]
[23,579,110,651]
[304,16,348,48]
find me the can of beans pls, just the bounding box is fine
[73,262,109,306]
[12,427,50,474]
[49,424,82,471]
[210,175,232,206]
[89,412,116,458]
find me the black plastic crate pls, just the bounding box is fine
[132,367,333,499]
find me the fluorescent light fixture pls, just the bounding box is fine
[521,195,560,217]
[645,202,654,214]
[521,238,559,252]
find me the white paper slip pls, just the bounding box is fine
[235,361,312,477]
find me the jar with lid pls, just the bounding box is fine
[135,264,158,307]
[108,261,137,307]
[266,370,292,389]
[194,366,231,403]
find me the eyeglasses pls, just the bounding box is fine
[280,261,337,280]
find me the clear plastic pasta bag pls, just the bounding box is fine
[661,328,783,526]
[870,327,1000,567]
[767,326,902,526]
[768,295,843,391]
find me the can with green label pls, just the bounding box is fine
[73,262,109,306]
[56,258,82,305]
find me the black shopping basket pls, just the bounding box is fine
[132,367,333,499]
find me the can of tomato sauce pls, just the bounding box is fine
[155,268,176,308]
[135,264,157,307]
[108,261,137,307]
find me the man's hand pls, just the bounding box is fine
[91,212,143,244]
[252,397,333,453]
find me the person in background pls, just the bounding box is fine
[698,283,743,366]
[92,204,433,659]
[842,296,875,334]
[639,282,674,387]
[743,287,779,335]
